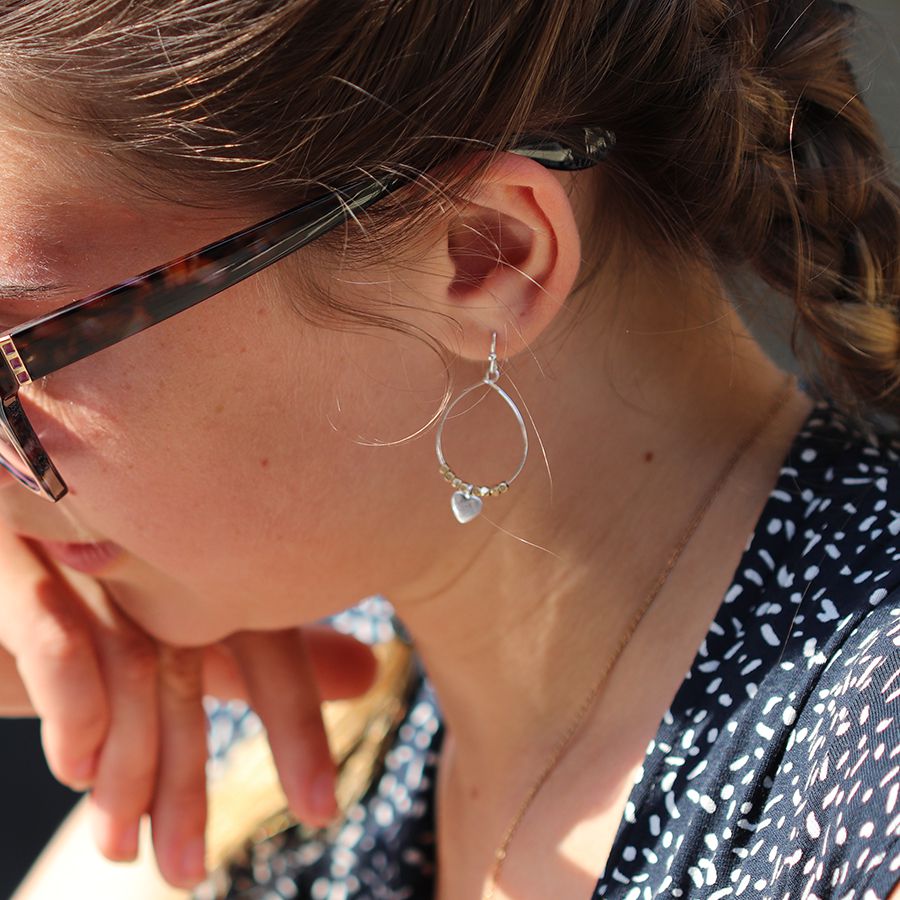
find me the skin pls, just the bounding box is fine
[0,523,378,887]
[0,109,894,898]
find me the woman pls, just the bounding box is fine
[0,0,897,897]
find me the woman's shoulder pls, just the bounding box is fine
[681,393,898,699]
[749,391,899,665]
[719,393,900,895]
[772,393,900,895]
[600,394,900,897]
[738,392,898,639]
[636,591,900,899]
[759,575,900,899]
[769,392,898,535]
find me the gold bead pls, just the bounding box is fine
[498,481,509,493]
[452,478,463,489]
[444,470,455,482]
[490,486,500,497]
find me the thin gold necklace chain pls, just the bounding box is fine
[481,373,797,900]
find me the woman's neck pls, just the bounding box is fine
[390,268,814,792]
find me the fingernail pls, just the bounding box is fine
[114,821,140,860]
[310,770,338,822]
[181,837,206,884]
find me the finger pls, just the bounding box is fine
[87,626,159,863]
[228,630,338,827]
[201,644,248,702]
[0,529,109,789]
[150,646,209,890]
[303,626,378,700]
[0,645,37,713]
[203,627,377,703]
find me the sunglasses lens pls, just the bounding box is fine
[0,421,42,492]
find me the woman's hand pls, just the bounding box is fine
[0,525,378,889]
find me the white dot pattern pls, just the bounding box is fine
[201,397,900,899]
[594,399,900,899]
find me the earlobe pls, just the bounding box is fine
[440,153,583,362]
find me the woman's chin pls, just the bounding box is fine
[101,576,236,647]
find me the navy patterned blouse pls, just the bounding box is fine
[202,394,900,899]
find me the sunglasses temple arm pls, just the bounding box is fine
[12,178,404,382]
[9,129,614,382]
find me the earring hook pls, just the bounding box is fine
[485,332,500,384]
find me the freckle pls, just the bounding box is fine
[214,403,224,415]
[257,306,267,317]
[644,451,654,462]
[239,346,247,354]
[469,785,479,800]
[260,458,270,469]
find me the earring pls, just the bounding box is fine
[435,333,529,524]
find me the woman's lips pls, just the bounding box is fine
[30,538,124,575]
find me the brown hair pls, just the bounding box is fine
[0,0,897,422]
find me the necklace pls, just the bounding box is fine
[480,373,797,900]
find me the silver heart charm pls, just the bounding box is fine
[451,491,483,524]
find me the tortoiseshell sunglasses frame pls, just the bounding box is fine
[0,127,615,501]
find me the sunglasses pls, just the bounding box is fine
[0,126,614,501]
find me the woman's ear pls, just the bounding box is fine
[420,151,584,362]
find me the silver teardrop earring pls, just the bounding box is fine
[435,333,529,524]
